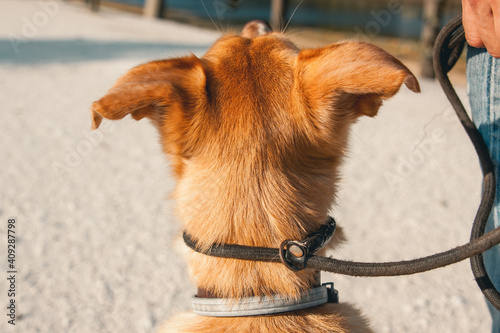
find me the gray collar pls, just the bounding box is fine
[192,283,338,317]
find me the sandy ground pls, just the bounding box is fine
[0,1,492,332]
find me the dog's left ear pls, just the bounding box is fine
[295,41,420,118]
[90,55,206,130]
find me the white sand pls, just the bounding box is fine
[0,1,491,332]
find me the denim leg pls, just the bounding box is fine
[467,46,500,332]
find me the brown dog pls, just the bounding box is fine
[91,21,419,333]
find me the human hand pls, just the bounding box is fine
[462,0,500,58]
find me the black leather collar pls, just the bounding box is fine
[183,216,336,272]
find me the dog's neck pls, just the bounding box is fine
[177,155,341,247]
[176,153,343,299]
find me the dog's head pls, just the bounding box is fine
[91,21,419,248]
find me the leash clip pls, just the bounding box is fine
[279,217,336,271]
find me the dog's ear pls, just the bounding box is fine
[90,55,206,130]
[295,41,420,118]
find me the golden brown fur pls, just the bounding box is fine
[91,21,419,332]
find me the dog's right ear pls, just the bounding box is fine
[91,55,206,130]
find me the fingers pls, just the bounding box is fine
[490,1,500,57]
[462,0,500,58]
[462,0,485,48]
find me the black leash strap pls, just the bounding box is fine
[184,15,500,311]
[434,15,500,311]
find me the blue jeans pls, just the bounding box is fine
[468,46,500,332]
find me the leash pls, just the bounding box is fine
[434,15,500,311]
[184,15,500,311]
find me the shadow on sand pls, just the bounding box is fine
[0,39,211,64]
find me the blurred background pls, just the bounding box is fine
[85,0,463,78]
[1,1,490,333]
